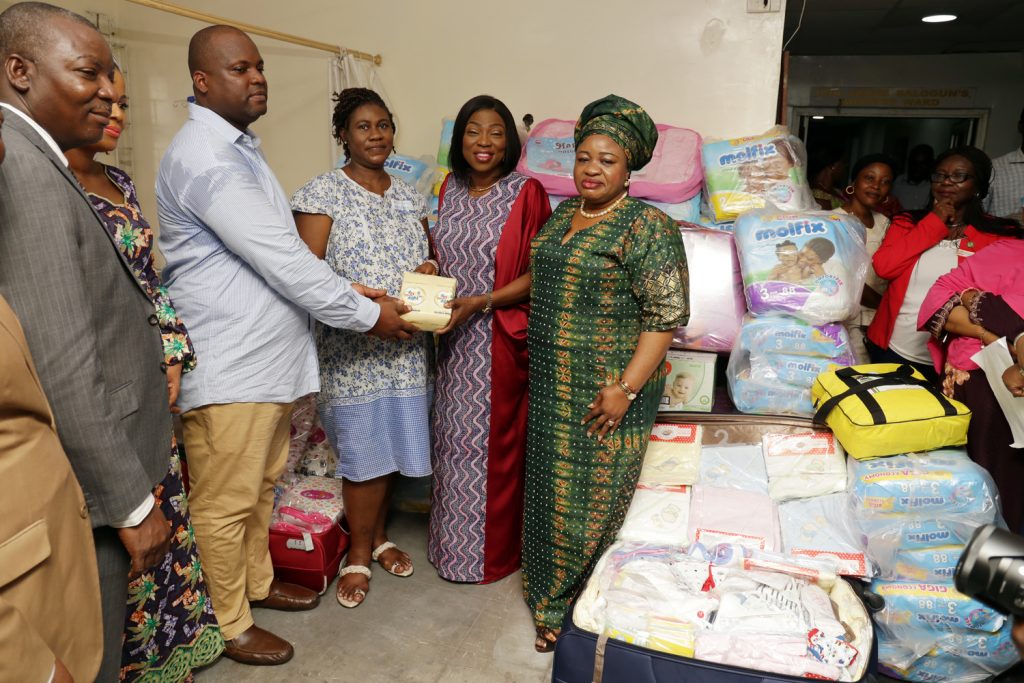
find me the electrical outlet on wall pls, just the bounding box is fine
[747,0,782,13]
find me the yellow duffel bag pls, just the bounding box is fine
[811,363,971,460]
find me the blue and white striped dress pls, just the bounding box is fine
[291,170,433,481]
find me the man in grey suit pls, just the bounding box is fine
[0,3,173,680]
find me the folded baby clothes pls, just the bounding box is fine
[779,494,871,578]
[697,444,768,493]
[695,632,842,680]
[618,484,691,546]
[639,423,702,486]
[688,485,781,551]
[763,431,847,501]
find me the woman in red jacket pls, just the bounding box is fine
[866,147,1021,381]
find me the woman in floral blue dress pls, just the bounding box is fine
[67,66,223,682]
[292,88,434,609]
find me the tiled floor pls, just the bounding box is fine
[197,511,553,682]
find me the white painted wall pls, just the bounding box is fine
[788,53,1024,158]
[2,0,788,229]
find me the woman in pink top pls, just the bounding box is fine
[919,238,1024,531]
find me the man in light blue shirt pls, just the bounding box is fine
[157,25,418,666]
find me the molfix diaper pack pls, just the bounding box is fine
[734,208,868,325]
[701,126,816,222]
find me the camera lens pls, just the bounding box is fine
[955,524,1024,617]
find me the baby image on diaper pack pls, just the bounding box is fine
[735,209,869,325]
[701,125,817,222]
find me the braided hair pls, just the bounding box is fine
[331,87,395,160]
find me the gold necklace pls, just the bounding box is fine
[469,178,501,193]
[579,192,628,219]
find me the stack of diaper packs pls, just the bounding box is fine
[672,226,746,352]
[573,540,872,681]
[847,451,1020,681]
[725,208,867,416]
[701,125,817,223]
[727,315,857,416]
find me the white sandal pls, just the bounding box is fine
[371,541,414,577]
[336,565,371,608]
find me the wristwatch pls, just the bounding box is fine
[481,292,493,314]
[617,379,637,401]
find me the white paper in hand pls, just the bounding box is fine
[970,337,1024,448]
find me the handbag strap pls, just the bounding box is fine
[813,364,958,426]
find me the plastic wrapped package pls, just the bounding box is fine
[687,485,780,551]
[435,118,455,169]
[740,314,854,359]
[727,341,815,416]
[618,484,692,546]
[518,119,704,203]
[639,423,702,486]
[763,431,846,501]
[647,194,702,223]
[870,579,1006,634]
[751,352,849,388]
[382,154,436,197]
[779,494,873,578]
[672,227,745,352]
[891,546,963,583]
[877,620,1021,682]
[697,444,768,493]
[701,126,817,222]
[848,450,1000,517]
[270,474,344,534]
[734,208,869,325]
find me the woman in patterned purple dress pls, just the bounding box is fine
[429,96,551,583]
[66,66,223,682]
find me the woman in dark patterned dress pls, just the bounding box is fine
[66,66,223,682]
[429,96,551,583]
[522,95,689,652]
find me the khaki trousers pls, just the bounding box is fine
[182,401,293,640]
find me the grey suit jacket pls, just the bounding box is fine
[0,113,171,528]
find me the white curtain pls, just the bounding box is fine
[327,52,392,165]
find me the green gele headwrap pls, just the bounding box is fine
[574,94,658,171]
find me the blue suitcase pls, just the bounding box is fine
[553,608,875,683]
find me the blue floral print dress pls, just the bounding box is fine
[291,170,433,482]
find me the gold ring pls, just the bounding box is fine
[607,419,615,425]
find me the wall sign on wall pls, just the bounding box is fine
[809,86,977,109]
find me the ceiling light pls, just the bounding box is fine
[922,14,956,23]
[812,115,825,120]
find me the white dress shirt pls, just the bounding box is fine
[156,104,380,413]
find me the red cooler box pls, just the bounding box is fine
[269,475,348,594]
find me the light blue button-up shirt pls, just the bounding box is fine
[156,103,379,413]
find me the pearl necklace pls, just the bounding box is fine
[579,192,628,219]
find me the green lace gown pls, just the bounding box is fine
[523,196,689,629]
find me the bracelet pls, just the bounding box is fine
[425,258,440,273]
[617,379,637,400]
[480,292,493,314]
[1013,331,1024,349]
[958,287,979,303]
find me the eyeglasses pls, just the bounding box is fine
[931,171,973,184]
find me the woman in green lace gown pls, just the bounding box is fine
[522,95,689,651]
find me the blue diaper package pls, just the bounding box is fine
[727,370,814,416]
[734,208,868,325]
[848,450,999,516]
[877,623,1020,681]
[648,194,702,223]
[891,546,963,583]
[879,643,991,683]
[750,352,851,388]
[739,315,853,358]
[871,579,1006,634]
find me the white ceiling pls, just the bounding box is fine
[783,0,1024,55]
